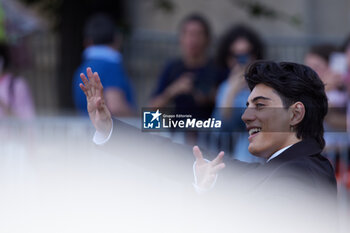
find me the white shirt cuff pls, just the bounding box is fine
[192,159,218,194]
[93,120,114,145]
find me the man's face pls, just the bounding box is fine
[227,38,253,68]
[241,84,295,159]
[180,21,208,59]
[304,53,328,80]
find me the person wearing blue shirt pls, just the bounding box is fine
[72,13,135,116]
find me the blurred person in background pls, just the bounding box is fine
[0,43,35,119]
[340,36,350,189]
[149,13,225,120]
[304,44,349,188]
[305,44,347,109]
[73,13,135,117]
[342,37,350,129]
[304,44,347,131]
[212,25,264,162]
[342,36,350,94]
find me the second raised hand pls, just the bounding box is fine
[193,146,225,190]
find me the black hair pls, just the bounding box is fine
[245,61,328,149]
[84,13,116,45]
[216,24,264,68]
[179,13,211,40]
[308,44,337,64]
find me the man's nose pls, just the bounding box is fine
[241,107,256,123]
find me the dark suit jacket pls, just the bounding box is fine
[218,138,337,203]
[98,119,338,232]
[220,139,338,232]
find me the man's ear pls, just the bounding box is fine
[290,101,305,126]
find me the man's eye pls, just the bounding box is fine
[256,103,265,109]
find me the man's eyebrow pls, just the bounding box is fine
[246,96,272,106]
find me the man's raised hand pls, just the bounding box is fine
[193,146,225,190]
[79,67,112,137]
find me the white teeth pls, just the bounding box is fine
[249,128,261,136]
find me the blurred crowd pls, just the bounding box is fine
[0,10,349,187]
[71,13,350,187]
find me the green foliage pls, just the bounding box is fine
[153,0,176,13]
[233,0,302,28]
[19,0,62,15]
[17,0,302,28]
[18,0,62,29]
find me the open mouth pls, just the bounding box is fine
[248,128,261,136]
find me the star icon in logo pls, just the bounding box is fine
[151,109,162,122]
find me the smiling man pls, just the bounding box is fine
[243,84,303,159]
[79,61,338,231]
[191,62,338,233]
[79,61,336,197]
[194,61,336,201]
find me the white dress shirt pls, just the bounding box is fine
[266,144,293,163]
[93,121,114,145]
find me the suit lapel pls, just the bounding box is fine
[266,138,322,166]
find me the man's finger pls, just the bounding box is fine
[79,83,88,97]
[87,68,97,96]
[193,146,204,162]
[90,72,99,96]
[86,67,94,80]
[95,72,102,86]
[93,72,104,96]
[93,71,100,84]
[80,73,92,97]
[80,73,89,87]
[212,151,224,165]
[211,163,226,174]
